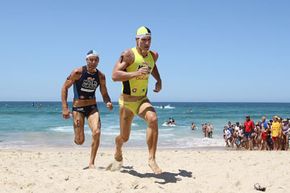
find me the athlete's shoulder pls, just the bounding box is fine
[73,66,83,74]
[69,66,83,80]
[149,50,159,61]
[97,69,105,78]
[121,49,134,64]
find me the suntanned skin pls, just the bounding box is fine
[61,55,113,169]
[111,35,162,174]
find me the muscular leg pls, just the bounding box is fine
[73,111,85,145]
[107,106,134,171]
[139,101,162,174]
[114,106,134,161]
[87,111,101,169]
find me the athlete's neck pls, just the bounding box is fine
[86,66,96,74]
[136,47,149,57]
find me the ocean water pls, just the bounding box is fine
[0,102,290,149]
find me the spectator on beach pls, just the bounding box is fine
[224,126,233,147]
[281,119,289,150]
[253,123,261,149]
[222,115,290,151]
[227,121,234,135]
[244,115,255,150]
[266,125,273,150]
[271,116,282,150]
[234,122,240,132]
[260,116,268,129]
[237,126,244,148]
[260,116,269,150]
[260,129,269,150]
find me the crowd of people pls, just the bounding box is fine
[223,116,290,150]
[168,115,289,151]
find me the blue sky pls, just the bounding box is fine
[0,0,289,102]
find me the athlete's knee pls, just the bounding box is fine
[74,136,85,145]
[92,128,101,138]
[146,113,158,125]
[122,135,130,142]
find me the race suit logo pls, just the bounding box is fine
[81,77,98,92]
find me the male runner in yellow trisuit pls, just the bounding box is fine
[109,26,162,174]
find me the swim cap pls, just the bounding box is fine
[86,50,99,59]
[136,26,151,38]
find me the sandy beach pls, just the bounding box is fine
[1,147,290,193]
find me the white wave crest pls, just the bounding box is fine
[162,122,176,127]
[154,104,175,109]
[49,126,73,133]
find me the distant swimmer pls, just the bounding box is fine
[109,26,162,174]
[61,50,113,169]
[163,117,176,127]
[191,122,196,130]
[168,117,176,126]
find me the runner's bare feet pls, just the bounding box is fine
[83,164,96,170]
[148,159,162,174]
[114,149,123,162]
[105,150,123,171]
[89,164,96,169]
[106,160,123,171]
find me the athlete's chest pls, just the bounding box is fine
[78,73,99,90]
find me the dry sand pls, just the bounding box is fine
[1,147,290,193]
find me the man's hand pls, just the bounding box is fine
[137,66,150,76]
[106,102,113,110]
[153,81,162,92]
[62,107,71,119]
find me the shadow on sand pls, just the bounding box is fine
[121,166,192,184]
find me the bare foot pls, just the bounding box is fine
[114,150,123,162]
[89,164,96,169]
[83,164,96,170]
[148,159,162,174]
[106,160,123,171]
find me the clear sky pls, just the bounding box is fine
[0,0,289,102]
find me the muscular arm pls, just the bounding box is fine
[98,71,112,104]
[151,64,161,82]
[112,49,150,82]
[150,51,162,92]
[112,49,135,82]
[61,67,82,118]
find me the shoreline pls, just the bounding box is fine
[0,144,227,151]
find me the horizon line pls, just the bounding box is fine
[1,101,290,103]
